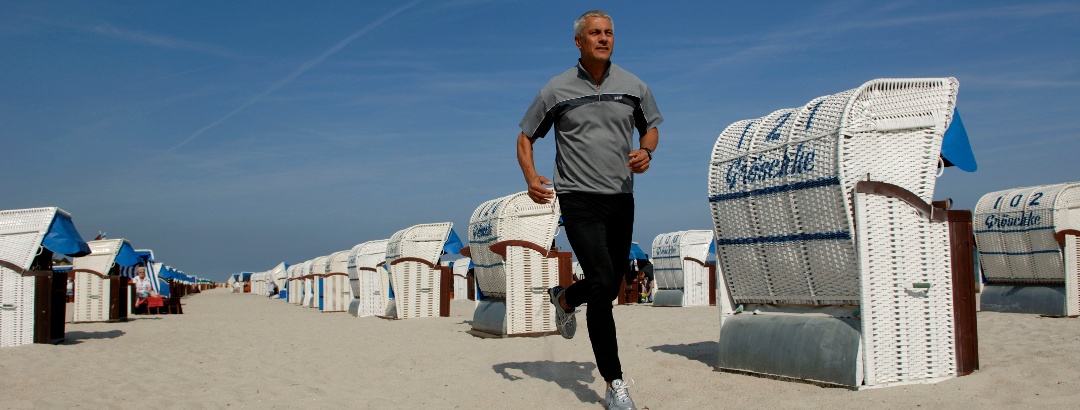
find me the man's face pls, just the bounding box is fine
[137,270,145,278]
[575,16,613,64]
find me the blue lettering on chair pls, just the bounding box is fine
[983,211,1043,230]
[805,100,824,131]
[765,112,792,141]
[722,143,817,190]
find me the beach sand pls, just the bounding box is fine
[2,289,1078,409]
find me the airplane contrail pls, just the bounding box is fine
[163,0,422,155]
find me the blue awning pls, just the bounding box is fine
[42,213,91,257]
[941,108,977,172]
[629,242,647,260]
[113,241,141,267]
[443,228,464,255]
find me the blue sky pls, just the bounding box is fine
[3,1,1078,282]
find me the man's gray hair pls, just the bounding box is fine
[574,10,613,37]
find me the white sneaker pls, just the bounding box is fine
[606,378,637,410]
[547,286,576,339]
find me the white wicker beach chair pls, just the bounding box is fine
[452,257,470,301]
[321,250,351,312]
[651,230,714,307]
[709,78,973,388]
[286,263,305,304]
[72,239,138,323]
[270,262,288,298]
[385,223,454,319]
[306,256,330,309]
[347,239,390,317]
[974,182,1080,315]
[0,207,89,347]
[467,192,561,337]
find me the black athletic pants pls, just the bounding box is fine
[559,192,634,383]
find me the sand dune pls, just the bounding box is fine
[2,289,1078,409]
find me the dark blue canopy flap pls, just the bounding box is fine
[629,242,647,260]
[42,213,91,257]
[113,241,141,267]
[443,228,464,255]
[941,108,977,172]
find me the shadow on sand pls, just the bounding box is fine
[649,341,718,368]
[493,360,601,404]
[63,330,125,345]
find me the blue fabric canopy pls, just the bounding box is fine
[941,108,977,172]
[42,213,91,257]
[443,228,464,255]
[113,241,141,267]
[629,242,648,260]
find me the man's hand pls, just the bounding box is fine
[528,175,555,204]
[628,149,651,174]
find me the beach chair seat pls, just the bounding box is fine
[385,223,456,319]
[974,182,1080,315]
[708,78,977,388]
[321,250,351,312]
[651,230,713,307]
[466,192,563,337]
[0,207,90,347]
[347,240,390,317]
[72,239,140,323]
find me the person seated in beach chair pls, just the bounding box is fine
[132,267,159,312]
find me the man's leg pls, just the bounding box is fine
[559,193,632,382]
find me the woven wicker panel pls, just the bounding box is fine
[1065,235,1079,316]
[974,183,1079,283]
[389,261,440,319]
[504,246,557,334]
[840,79,958,206]
[683,260,710,307]
[73,240,124,322]
[452,258,470,300]
[470,197,507,297]
[469,192,560,299]
[271,262,288,290]
[0,270,35,347]
[386,223,451,319]
[387,223,453,268]
[709,78,957,306]
[0,207,58,272]
[346,240,389,317]
[286,265,300,303]
[855,192,956,386]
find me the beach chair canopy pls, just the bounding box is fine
[0,207,90,273]
[387,223,455,267]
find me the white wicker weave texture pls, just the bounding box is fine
[73,239,125,323]
[468,192,561,335]
[386,223,452,319]
[974,182,1080,284]
[854,191,956,387]
[0,207,59,348]
[651,230,713,307]
[708,78,958,306]
[469,192,560,300]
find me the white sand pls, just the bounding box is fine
[2,289,1078,409]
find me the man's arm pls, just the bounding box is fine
[627,127,659,174]
[517,132,555,204]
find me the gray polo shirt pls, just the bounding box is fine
[520,61,663,194]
